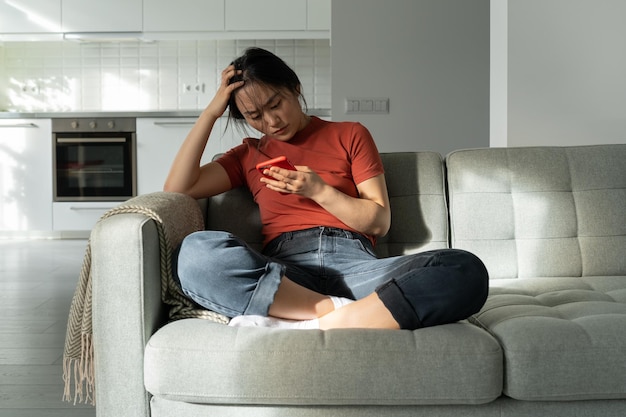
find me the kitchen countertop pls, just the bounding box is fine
[0,109,331,119]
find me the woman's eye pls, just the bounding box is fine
[271,100,281,109]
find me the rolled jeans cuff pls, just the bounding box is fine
[244,261,286,316]
[376,280,423,329]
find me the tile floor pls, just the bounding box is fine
[0,239,95,416]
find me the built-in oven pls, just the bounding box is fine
[52,117,136,201]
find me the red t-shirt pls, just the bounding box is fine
[215,117,384,245]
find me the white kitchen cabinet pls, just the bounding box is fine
[136,118,221,195]
[225,0,307,31]
[0,119,53,232]
[62,0,142,33]
[52,202,117,231]
[307,0,331,31]
[0,0,61,33]
[143,0,224,32]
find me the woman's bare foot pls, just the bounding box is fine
[319,293,400,330]
[266,277,400,330]
[268,277,334,320]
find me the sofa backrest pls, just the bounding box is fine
[376,152,449,256]
[205,152,450,256]
[446,144,626,280]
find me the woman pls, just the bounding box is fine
[165,47,488,330]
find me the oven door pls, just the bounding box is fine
[53,133,136,201]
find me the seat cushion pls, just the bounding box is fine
[471,276,626,401]
[144,319,502,406]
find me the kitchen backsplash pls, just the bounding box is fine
[0,39,330,112]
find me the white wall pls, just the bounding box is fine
[331,0,490,154]
[493,0,626,147]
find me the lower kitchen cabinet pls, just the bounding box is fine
[52,201,118,231]
[136,117,226,195]
[0,119,53,233]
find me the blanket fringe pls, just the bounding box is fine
[63,332,95,405]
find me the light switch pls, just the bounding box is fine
[375,99,389,112]
[345,97,389,114]
[346,99,360,112]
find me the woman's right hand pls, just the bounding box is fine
[205,65,244,119]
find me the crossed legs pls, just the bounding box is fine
[176,231,488,331]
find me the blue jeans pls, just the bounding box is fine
[175,227,488,330]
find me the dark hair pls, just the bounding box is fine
[226,47,307,131]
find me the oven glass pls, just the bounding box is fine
[54,133,135,200]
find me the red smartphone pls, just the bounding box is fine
[256,156,296,179]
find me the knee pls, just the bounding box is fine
[178,230,226,262]
[452,249,489,314]
[425,249,489,317]
[175,231,236,284]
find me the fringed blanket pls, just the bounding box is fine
[62,192,229,405]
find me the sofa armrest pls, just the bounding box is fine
[91,192,204,417]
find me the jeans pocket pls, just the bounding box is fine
[352,236,378,258]
[262,238,285,258]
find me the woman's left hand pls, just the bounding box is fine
[260,165,324,198]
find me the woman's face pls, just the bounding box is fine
[234,82,308,141]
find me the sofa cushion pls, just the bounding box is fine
[470,276,626,401]
[376,152,450,257]
[446,145,626,279]
[144,319,502,406]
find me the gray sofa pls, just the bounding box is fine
[90,144,626,417]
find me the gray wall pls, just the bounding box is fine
[331,0,490,155]
[493,0,626,147]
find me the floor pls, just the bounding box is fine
[0,239,95,417]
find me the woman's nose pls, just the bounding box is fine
[264,112,281,126]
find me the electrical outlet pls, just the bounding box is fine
[22,80,41,95]
[345,97,389,114]
[182,82,206,94]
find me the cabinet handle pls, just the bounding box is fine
[153,121,196,127]
[69,206,113,211]
[57,137,127,143]
[0,123,38,128]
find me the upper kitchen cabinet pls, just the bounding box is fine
[142,0,328,40]
[307,0,331,31]
[62,0,142,33]
[0,0,61,33]
[144,0,224,32]
[225,0,307,31]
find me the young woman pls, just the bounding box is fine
[165,47,488,330]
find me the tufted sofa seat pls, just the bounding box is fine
[472,278,626,401]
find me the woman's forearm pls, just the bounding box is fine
[311,176,391,237]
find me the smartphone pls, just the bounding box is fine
[256,156,296,179]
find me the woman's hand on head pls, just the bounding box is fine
[205,65,244,119]
[260,165,326,198]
